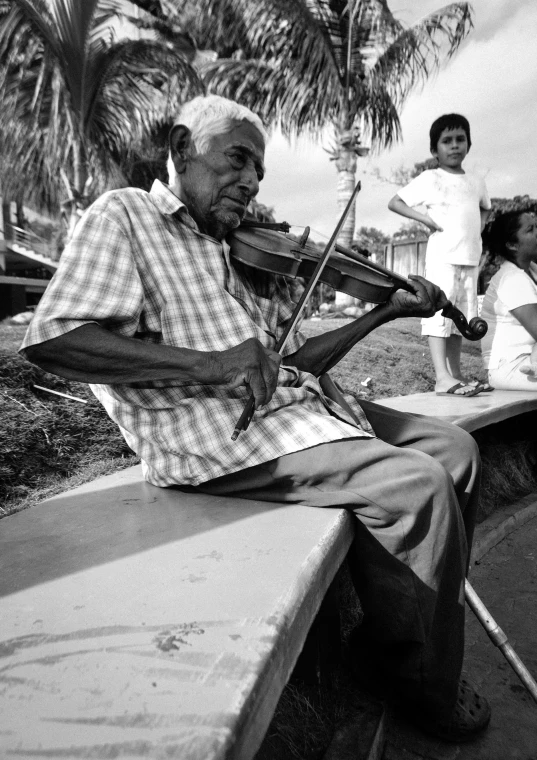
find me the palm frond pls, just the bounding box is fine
[371,3,473,106]
[0,0,202,215]
[197,0,473,147]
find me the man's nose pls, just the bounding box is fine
[238,160,260,197]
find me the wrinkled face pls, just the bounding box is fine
[178,121,265,240]
[432,127,469,172]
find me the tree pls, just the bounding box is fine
[353,225,390,261]
[485,195,537,228]
[392,222,431,242]
[390,156,439,188]
[0,0,201,237]
[194,0,473,252]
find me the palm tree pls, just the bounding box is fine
[0,0,201,238]
[188,0,473,249]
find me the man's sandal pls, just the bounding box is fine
[401,678,491,743]
[347,631,491,743]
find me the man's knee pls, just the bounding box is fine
[414,455,455,505]
[446,426,481,481]
[385,449,457,521]
[453,426,479,461]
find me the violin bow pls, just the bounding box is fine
[231,181,362,440]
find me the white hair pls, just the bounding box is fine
[167,95,267,185]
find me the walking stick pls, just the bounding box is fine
[465,579,537,703]
[319,375,537,704]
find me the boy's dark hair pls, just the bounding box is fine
[429,113,471,152]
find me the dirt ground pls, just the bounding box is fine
[383,515,537,760]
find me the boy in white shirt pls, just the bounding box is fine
[388,113,491,396]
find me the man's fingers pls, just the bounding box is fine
[246,360,280,408]
[223,343,281,408]
[408,275,448,310]
[249,370,272,409]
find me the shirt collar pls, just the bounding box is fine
[148,179,229,252]
[149,179,197,229]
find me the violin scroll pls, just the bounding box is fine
[441,304,488,341]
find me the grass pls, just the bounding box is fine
[0,322,138,516]
[2,314,537,758]
[300,313,487,398]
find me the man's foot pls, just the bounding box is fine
[347,631,491,743]
[397,678,491,743]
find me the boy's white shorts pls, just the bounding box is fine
[421,261,478,338]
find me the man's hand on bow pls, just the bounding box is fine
[206,338,281,408]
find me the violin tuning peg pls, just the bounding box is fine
[298,227,310,248]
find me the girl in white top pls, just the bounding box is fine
[481,210,537,390]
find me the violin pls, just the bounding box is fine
[229,183,488,440]
[228,221,488,342]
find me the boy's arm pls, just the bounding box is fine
[388,194,443,233]
[480,206,491,232]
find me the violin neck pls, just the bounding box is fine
[335,243,412,291]
[240,219,291,233]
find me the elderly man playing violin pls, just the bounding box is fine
[20,95,490,743]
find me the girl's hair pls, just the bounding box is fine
[484,210,526,263]
[167,95,266,184]
[429,113,471,152]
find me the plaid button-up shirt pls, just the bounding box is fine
[21,181,373,486]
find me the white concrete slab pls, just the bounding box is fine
[375,389,537,431]
[0,466,353,760]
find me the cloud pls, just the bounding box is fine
[470,0,537,42]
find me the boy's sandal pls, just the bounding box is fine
[469,380,494,392]
[401,678,491,743]
[436,382,481,397]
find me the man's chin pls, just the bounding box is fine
[206,210,243,240]
[216,210,243,230]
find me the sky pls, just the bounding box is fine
[257,0,537,242]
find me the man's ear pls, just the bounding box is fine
[169,124,192,174]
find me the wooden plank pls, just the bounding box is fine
[0,466,353,760]
[8,242,58,271]
[0,274,49,289]
[375,389,537,431]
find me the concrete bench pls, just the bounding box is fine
[2,388,537,759]
[375,388,537,433]
[0,467,353,759]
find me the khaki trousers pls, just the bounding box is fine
[197,400,480,712]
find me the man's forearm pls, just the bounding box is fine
[284,302,397,376]
[23,324,210,384]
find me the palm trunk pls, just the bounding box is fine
[65,140,88,243]
[334,145,359,309]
